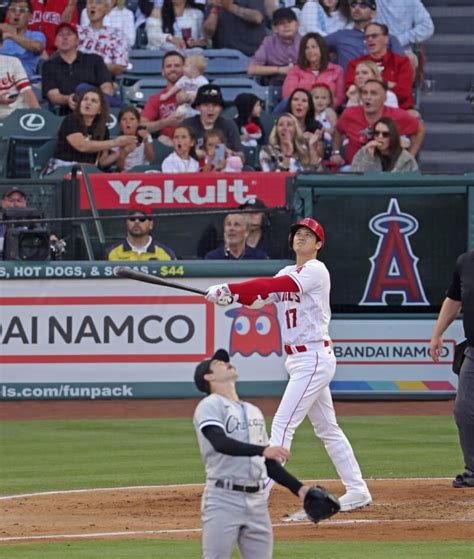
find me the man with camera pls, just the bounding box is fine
[0,187,66,260]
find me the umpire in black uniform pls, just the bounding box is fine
[430,251,474,488]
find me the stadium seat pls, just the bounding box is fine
[29,139,56,178]
[122,56,164,87]
[0,109,63,179]
[107,107,122,138]
[242,145,260,170]
[206,57,249,79]
[202,49,249,63]
[123,77,168,106]
[211,78,269,109]
[127,163,162,172]
[152,140,173,165]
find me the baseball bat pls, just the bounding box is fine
[116,267,207,296]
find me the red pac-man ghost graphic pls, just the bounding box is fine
[225,304,282,357]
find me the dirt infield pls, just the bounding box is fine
[3,399,471,546]
[2,480,474,544]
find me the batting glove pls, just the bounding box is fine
[205,284,235,306]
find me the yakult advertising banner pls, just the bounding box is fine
[79,172,292,210]
[0,279,462,400]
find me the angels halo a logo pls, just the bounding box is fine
[360,198,428,306]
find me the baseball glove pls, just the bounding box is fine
[303,485,340,523]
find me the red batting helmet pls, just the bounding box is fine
[289,218,325,249]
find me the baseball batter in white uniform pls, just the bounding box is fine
[193,348,321,558]
[205,218,372,515]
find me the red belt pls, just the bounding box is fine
[284,341,330,355]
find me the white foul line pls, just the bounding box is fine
[0,478,452,501]
[1,518,471,543]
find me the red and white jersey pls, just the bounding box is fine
[274,259,331,346]
[0,55,32,120]
[78,25,128,68]
[29,0,78,55]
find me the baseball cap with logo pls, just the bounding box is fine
[194,349,230,394]
[193,84,225,108]
[55,22,78,36]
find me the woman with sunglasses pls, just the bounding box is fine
[351,116,418,173]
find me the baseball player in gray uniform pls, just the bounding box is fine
[193,348,339,559]
[205,218,372,518]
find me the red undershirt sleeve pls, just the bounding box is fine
[227,276,299,306]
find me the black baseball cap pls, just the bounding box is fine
[128,209,152,220]
[239,198,266,210]
[194,349,230,394]
[193,84,225,108]
[2,187,27,199]
[272,7,298,25]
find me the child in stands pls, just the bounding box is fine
[115,106,155,171]
[234,93,264,147]
[162,125,200,172]
[311,83,337,160]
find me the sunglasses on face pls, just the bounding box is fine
[128,216,149,223]
[350,1,372,8]
[365,33,384,41]
[374,130,390,138]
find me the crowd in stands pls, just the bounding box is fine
[0,0,434,260]
[0,0,433,175]
[0,0,435,258]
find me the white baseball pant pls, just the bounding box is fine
[265,341,368,495]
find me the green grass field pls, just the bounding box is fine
[1,415,468,558]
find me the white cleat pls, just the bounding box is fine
[338,491,372,512]
[282,508,308,522]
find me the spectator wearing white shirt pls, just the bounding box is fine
[161,125,200,172]
[320,0,353,33]
[78,0,128,76]
[0,45,39,119]
[299,0,327,36]
[146,0,207,51]
[80,0,136,49]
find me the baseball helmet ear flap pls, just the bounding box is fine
[289,218,325,249]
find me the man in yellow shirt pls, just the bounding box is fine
[106,210,176,261]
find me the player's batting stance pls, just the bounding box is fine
[205,218,372,516]
[193,349,340,559]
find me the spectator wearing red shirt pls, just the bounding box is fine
[345,22,413,110]
[331,79,424,166]
[141,50,187,146]
[282,32,345,109]
[29,0,77,55]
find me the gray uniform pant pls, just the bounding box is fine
[455,346,474,472]
[201,485,272,559]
